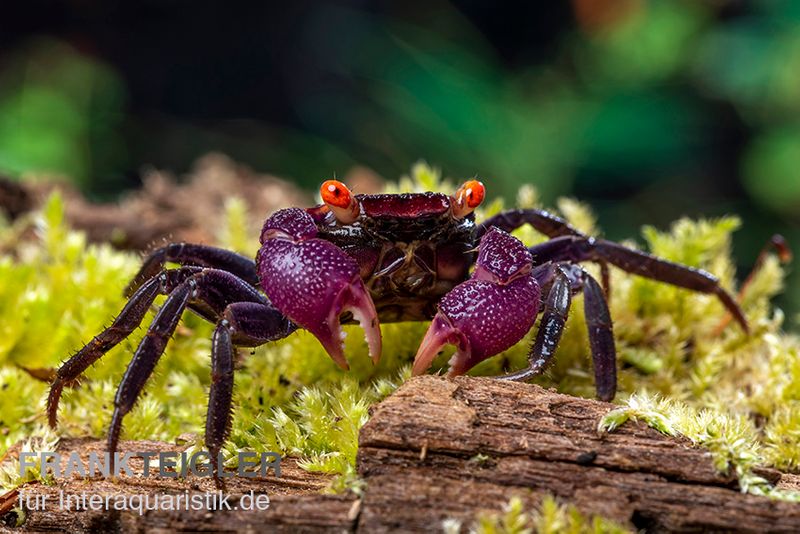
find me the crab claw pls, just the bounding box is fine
[413,228,540,376]
[258,209,381,369]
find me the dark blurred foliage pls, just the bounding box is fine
[0,0,798,317]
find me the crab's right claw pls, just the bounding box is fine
[412,277,539,376]
[413,228,540,377]
[258,209,381,369]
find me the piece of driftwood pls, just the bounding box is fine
[358,376,800,532]
[2,376,799,533]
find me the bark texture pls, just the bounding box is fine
[2,376,799,533]
[358,376,800,532]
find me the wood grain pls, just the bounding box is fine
[357,376,800,533]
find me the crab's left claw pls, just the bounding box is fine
[413,228,540,376]
[258,209,381,369]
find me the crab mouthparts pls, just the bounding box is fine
[317,279,382,370]
[412,313,473,377]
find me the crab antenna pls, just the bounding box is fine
[321,179,360,223]
[451,180,485,218]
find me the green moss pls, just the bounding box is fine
[0,163,799,502]
[451,495,630,534]
[0,427,59,491]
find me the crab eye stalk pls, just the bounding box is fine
[451,180,485,218]
[321,179,360,223]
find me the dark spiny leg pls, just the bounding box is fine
[107,282,193,463]
[528,236,748,332]
[181,268,270,323]
[736,234,792,299]
[53,264,261,420]
[499,260,616,400]
[499,264,572,381]
[206,302,296,487]
[599,261,611,298]
[528,236,580,265]
[106,272,295,472]
[713,234,792,335]
[477,208,585,240]
[590,239,747,332]
[108,269,296,464]
[207,320,234,489]
[47,267,200,427]
[126,243,258,296]
[582,272,616,401]
[529,263,617,400]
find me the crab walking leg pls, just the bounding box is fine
[125,243,259,296]
[498,262,617,400]
[47,267,201,427]
[599,261,611,297]
[545,264,618,400]
[47,267,278,426]
[498,264,572,382]
[205,301,290,487]
[528,236,749,332]
[105,269,297,465]
[107,281,192,464]
[172,268,273,323]
[477,208,585,240]
[207,320,234,488]
[582,272,617,401]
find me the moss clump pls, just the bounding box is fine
[0,163,798,499]
[446,495,630,534]
[0,429,59,491]
[599,394,766,495]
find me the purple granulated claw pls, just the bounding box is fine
[257,210,381,369]
[413,228,540,376]
[260,207,318,243]
[473,227,533,283]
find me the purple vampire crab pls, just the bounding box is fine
[46,179,748,481]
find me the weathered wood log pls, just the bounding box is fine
[358,376,800,532]
[2,376,799,533]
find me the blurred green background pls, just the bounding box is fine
[0,0,798,319]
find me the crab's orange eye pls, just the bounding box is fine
[462,180,485,208]
[321,179,360,223]
[321,180,352,208]
[452,180,485,218]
